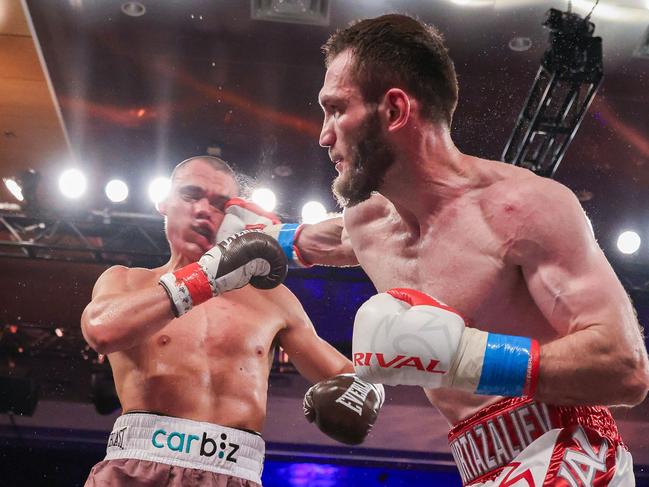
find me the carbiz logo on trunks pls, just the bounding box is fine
[151,429,239,463]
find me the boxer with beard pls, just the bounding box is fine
[221,15,649,486]
[331,107,395,209]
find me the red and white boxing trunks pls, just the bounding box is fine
[448,397,634,486]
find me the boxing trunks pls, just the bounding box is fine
[448,397,635,486]
[85,412,265,486]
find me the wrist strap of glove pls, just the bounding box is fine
[449,328,540,398]
[277,223,313,268]
[477,333,540,397]
[159,262,214,317]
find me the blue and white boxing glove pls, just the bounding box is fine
[352,288,539,398]
[216,197,313,268]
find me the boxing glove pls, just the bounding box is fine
[159,231,288,317]
[352,288,539,398]
[303,374,385,445]
[216,197,312,268]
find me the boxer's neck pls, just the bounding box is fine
[379,127,476,231]
[165,246,201,272]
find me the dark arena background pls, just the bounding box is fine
[2,1,649,485]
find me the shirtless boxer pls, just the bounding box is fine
[80,156,384,487]
[222,15,649,486]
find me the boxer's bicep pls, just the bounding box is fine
[81,266,173,354]
[298,216,359,266]
[511,187,649,403]
[516,188,629,337]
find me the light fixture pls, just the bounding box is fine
[3,169,41,209]
[617,230,641,255]
[121,1,146,17]
[251,188,277,212]
[148,177,171,204]
[105,179,129,203]
[58,168,87,199]
[3,178,23,201]
[508,36,532,52]
[301,201,327,224]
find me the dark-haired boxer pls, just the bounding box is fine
[221,14,649,485]
[81,156,383,487]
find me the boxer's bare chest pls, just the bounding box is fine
[172,291,279,357]
[346,197,531,330]
[113,285,285,426]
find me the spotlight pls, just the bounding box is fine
[105,179,129,203]
[58,168,87,199]
[3,169,41,209]
[148,177,171,204]
[4,178,23,201]
[617,230,641,255]
[301,201,327,224]
[251,188,277,212]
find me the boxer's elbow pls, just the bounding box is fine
[614,347,649,406]
[627,356,649,406]
[81,304,120,355]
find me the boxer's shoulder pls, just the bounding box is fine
[477,172,585,264]
[257,284,311,329]
[343,193,392,226]
[93,265,158,296]
[478,172,573,228]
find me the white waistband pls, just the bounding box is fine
[103,413,265,484]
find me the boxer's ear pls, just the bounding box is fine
[381,88,410,133]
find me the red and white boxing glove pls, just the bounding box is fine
[352,288,539,397]
[216,197,312,268]
[159,231,288,317]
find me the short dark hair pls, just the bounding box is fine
[171,155,236,182]
[322,14,458,126]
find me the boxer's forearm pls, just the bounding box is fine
[536,328,649,406]
[297,218,358,267]
[81,286,175,355]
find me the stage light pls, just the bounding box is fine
[105,179,129,203]
[251,188,277,212]
[301,201,327,224]
[3,169,41,209]
[58,168,87,199]
[617,231,641,255]
[148,177,171,204]
[3,178,23,201]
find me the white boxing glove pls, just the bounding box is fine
[216,197,281,242]
[216,198,312,268]
[352,288,540,397]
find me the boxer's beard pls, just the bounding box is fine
[332,111,395,208]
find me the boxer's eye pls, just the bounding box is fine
[209,196,229,212]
